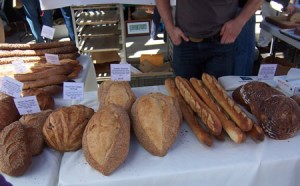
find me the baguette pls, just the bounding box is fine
[202,73,253,132]
[175,76,222,136]
[165,78,213,146]
[247,124,265,142]
[190,78,246,143]
[0,41,75,50]
[14,64,74,82]
[22,75,68,89]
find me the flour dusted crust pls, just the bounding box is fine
[19,110,52,156]
[43,105,94,152]
[0,121,31,176]
[131,92,182,157]
[98,80,136,112]
[82,104,130,176]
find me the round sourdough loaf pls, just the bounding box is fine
[131,92,182,157]
[291,94,300,107]
[0,93,20,131]
[98,80,136,112]
[43,105,94,152]
[0,121,31,176]
[82,104,130,176]
[19,110,53,156]
[259,95,300,140]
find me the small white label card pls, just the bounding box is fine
[0,76,23,98]
[12,60,28,74]
[45,53,60,64]
[63,82,84,100]
[14,96,41,115]
[41,25,55,40]
[258,64,277,80]
[110,64,131,81]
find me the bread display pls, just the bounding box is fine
[258,95,300,139]
[190,78,246,143]
[0,121,31,176]
[19,110,53,156]
[175,76,222,136]
[43,105,94,152]
[131,92,182,156]
[165,78,213,146]
[82,104,130,176]
[0,93,20,131]
[98,80,136,112]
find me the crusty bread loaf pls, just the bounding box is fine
[258,95,300,140]
[202,73,253,132]
[0,94,20,131]
[19,110,52,156]
[175,76,222,136]
[190,78,246,143]
[164,78,213,146]
[23,90,55,111]
[291,94,300,107]
[0,121,31,176]
[82,104,130,176]
[98,80,136,112]
[131,92,182,156]
[43,105,94,152]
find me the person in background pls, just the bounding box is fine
[156,0,263,79]
[234,0,256,76]
[60,6,75,42]
[150,6,161,40]
[22,0,53,43]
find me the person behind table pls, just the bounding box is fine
[156,0,263,79]
[22,0,53,43]
[234,0,256,76]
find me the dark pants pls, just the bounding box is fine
[150,7,161,39]
[172,40,235,79]
[60,7,75,42]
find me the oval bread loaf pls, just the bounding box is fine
[0,93,20,131]
[98,80,136,112]
[0,121,31,176]
[82,104,130,176]
[43,105,94,152]
[131,92,182,157]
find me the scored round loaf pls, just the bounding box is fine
[0,93,20,131]
[98,80,136,112]
[258,95,300,140]
[19,110,53,156]
[82,104,130,176]
[131,92,182,157]
[43,105,94,152]
[0,121,31,176]
[291,94,300,107]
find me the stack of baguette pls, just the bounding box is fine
[165,73,265,146]
[0,41,82,96]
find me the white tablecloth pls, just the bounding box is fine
[57,85,300,186]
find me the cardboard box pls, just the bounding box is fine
[274,76,300,96]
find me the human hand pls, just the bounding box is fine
[167,26,189,46]
[220,19,243,44]
[284,4,296,15]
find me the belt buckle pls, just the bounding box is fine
[189,36,204,43]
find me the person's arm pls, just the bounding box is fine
[155,0,189,45]
[220,0,264,44]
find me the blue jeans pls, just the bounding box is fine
[172,40,235,79]
[150,7,161,39]
[60,7,75,42]
[234,14,256,76]
[23,0,53,43]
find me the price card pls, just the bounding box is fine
[0,76,23,98]
[45,53,60,64]
[63,82,84,100]
[41,25,55,40]
[14,96,41,115]
[258,64,277,80]
[12,60,28,74]
[110,64,131,81]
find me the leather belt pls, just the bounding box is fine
[188,33,221,43]
[188,36,204,43]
